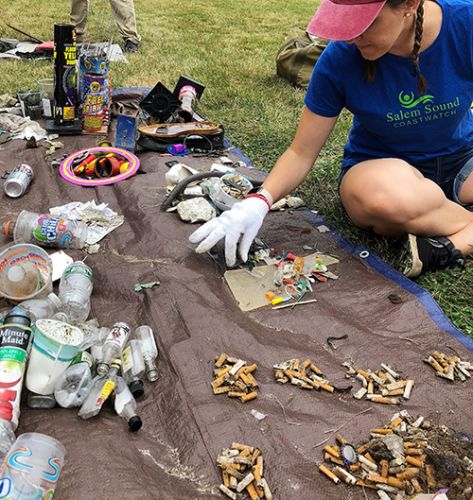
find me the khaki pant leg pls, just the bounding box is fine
[109,0,141,44]
[70,0,89,41]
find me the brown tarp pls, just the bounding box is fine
[1,132,472,500]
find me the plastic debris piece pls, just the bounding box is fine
[176,197,216,223]
[250,409,267,421]
[134,280,161,293]
[317,225,330,233]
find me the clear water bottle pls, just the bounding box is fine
[55,352,94,408]
[78,359,121,420]
[17,293,62,321]
[136,325,159,382]
[121,339,145,398]
[114,376,142,432]
[58,261,93,322]
[3,210,88,249]
[97,323,130,376]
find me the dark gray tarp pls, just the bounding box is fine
[1,131,472,500]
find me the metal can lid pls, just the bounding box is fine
[340,444,358,465]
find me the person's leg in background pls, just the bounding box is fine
[340,159,473,278]
[71,0,89,43]
[109,0,141,53]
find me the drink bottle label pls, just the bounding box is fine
[121,346,133,372]
[63,263,93,281]
[96,380,116,407]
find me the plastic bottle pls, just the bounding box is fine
[58,261,93,321]
[121,339,145,398]
[0,309,33,457]
[114,376,142,432]
[3,210,88,249]
[97,322,130,376]
[78,359,121,419]
[17,293,62,321]
[54,352,94,408]
[136,325,159,382]
[3,163,34,198]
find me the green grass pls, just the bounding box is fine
[0,0,471,336]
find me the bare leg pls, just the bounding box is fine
[71,0,89,42]
[339,159,473,255]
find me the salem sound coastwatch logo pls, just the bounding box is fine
[386,91,460,127]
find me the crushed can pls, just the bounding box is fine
[3,164,34,198]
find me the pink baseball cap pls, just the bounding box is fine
[307,0,387,41]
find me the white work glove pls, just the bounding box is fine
[189,197,270,267]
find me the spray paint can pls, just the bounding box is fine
[3,164,34,198]
[53,23,78,126]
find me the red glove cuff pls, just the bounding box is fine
[245,193,272,210]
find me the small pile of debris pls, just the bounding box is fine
[273,358,334,393]
[319,411,473,499]
[211,353,258,403]
[343,361,414,405]
[423,351,473,382]
[217,443,273,499]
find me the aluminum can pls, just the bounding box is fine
[3,163,34,198]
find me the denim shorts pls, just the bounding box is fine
[339,146,473,207]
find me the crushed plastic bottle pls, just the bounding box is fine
[58,261,93,322]
[26,392,56,409]
[78,359,121,420]
[55,352,94,408]
[114,376,142,432]
[121,339,145,398]
[17,293,62,321]
[97,323,130,376]
[3,210,88,249]
[136,325,159,382]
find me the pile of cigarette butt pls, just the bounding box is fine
[423,351,473,382]
[319,411,473,499]
[343,361,414,405]
[273,358,334,393]
[211,354,258,403]
[217,443,272,500]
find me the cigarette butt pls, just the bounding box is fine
[323,445,341,459]
[229,476,238,489]
[333,466,357,485]
[319,465,340,484]
[354,387,368,399]
[256,456,263,478]
[228,391,246,398]
[425,465,436,489]
[224,467,245,480]
[236,472,255,493]
[386,476,405,489]
[367,381,374,394]
[406,456,423,468]
[389,417,403,428]
[215,353,228,368]
[252,464,261,482]
[245,373,259,388]
[310,363,323,375]
[367,473,387,484]
[335,434,348,445]
[381,363,400,378]
[377,491,392,500]
[425,356,444,372]
[234,380,247,392]
[357,369,372,380]
[250,448,261,463]
[380,460,389,478]
[253,481,264,499]
[243,364,258,374]
[355,373,368,388]
[231,443,254,453]
[386,381,407,391]
[274,369,285,380]
[405,448,422,456]
[241,391,257,403]
[245,482,259,500]
[349,463,361,473]
[386,388,405,396]
[319,382,335,393]
[301,358,311,370]
[215,365,232,377]
[355,480,377,489]
[371,428,392,435]
[211,375,227,389]
[238,447,251,458]
[389,458,405,467]
[213,385,232,395]
[259,478,273,500]
[365,452,377,465]
[222,471,230,487]
[371,396,400,405]
[388,466,404,474]
[396,467,419,480]
[229,359,246,376]
[403,380,414,399]
[359,455,378,471]
[219,484,237,499]
[324,453,344,466]
[357,443,371,455]
[411,478,422,493]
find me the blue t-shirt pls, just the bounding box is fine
[304,0,473,169]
